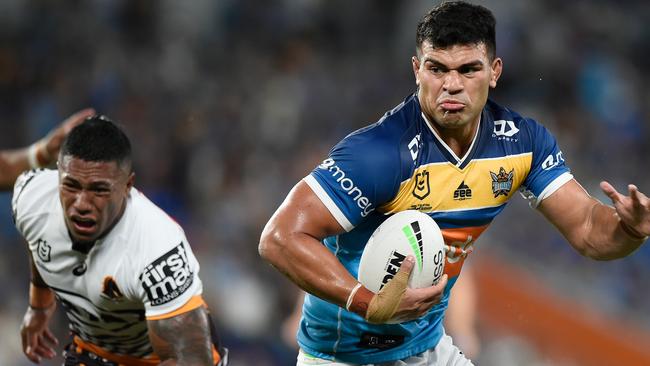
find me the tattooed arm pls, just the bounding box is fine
[148,306,214,366]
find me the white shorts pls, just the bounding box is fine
[296,334,474,366]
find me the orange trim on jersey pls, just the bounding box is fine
[441,225,488,277]
[73,336,160,366]
[146,295,206,321]
[212,346,222,365]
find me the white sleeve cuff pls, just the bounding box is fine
[528,172,574,208]
[303,175,354,232]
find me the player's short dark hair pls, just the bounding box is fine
[60,115,132,170]
[416,1,496,60]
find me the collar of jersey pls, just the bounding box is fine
[420,111,482,169]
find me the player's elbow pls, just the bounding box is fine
[258,222,287,264]
[576,239,632,261]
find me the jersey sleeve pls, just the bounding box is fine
[12,169,53,238]
[305,128,401,231]
[134,218,204,319]
[520,119,573,207]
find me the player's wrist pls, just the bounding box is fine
[345,283,374,317]
[29,282,55,310]
[28,302,55,312]
[619,220,647,241]
[27,140,50,169]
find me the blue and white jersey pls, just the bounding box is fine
[299,93,572,363]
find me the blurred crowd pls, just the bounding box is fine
[0,0,648,365]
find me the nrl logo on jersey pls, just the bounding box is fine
[412,170,430,200]
[36,239,51,262]
[490,167,514,197]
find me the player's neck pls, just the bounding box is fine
[72,240,96,254]
[425,115,480,158]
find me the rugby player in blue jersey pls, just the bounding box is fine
[259,1,649,365]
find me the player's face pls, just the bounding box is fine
[58,156,134,243]
[412,42,502,133]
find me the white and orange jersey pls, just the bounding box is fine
[12,169,204,361]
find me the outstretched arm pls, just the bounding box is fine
[148,306,215,366]
[538,179,648,260]
[0,108,94,190]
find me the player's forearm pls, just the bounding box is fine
[259,228,358,308]
[582,202,646,260]
[0,148,31,190]
[29,283,55,309]
[149,307,214,366]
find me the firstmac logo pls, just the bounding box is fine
[140,243,194,306]
[318,158,374,217]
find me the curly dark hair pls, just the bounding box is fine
[416,1,496,60]
[60,115,132,170]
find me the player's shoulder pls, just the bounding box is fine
[485,99,536,126]
[124,189,188,253]
[485,99,554,141]
[351,93,420,140]
[12,169,58,223]
[129,188,183,238]
[334,94,420,162]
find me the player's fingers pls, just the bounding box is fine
[600,181,622,204]
[413,274,448,301]
[26,332,39,352]
[34,343,56,359]
[628,185,646,207]
[426,274,448,301]
[62,108,95,132]
[24,350,40,364]
[434,274,448,291]
[42,328,58,346]
[397,255,415,276]
[24,336,41,363]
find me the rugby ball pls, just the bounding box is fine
[358,210,445,294]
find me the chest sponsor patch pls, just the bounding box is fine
[140,243,194,306]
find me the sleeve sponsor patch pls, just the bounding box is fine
[140,242,194,306]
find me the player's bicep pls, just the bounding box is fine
[264,179,346,243]
[537,179,598,251]
[148,306,213,365]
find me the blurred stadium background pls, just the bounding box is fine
[0,0,648,365]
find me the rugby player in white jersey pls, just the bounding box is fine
[13,116,227,365]
[259,1,649,365]
[0,108,95,190]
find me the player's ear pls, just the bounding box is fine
[126,172,135,191]
[489,57,503,88]
[412,56,421,86]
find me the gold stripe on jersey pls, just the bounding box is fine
[380,153,532,213]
